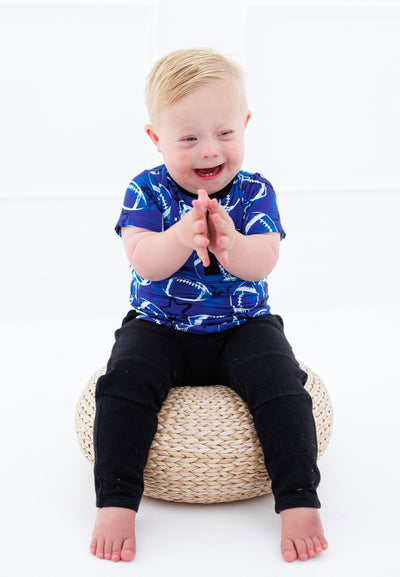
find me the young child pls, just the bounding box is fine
[90,48,328,563]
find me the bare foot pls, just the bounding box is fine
[90,507,136,562]
[280,507,328,562]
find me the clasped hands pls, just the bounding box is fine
[178,188,236,268]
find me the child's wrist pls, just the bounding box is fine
[175,214,196,253]
[175,218,189,249]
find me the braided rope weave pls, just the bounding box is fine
[75,362,333,504]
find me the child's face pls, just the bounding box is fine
[146,81,251,195]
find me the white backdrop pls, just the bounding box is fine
[1,2,400,575]
[1,0,399,320]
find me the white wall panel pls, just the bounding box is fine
[1,0,399,320]
[0,1,157,198]
[242,1,400,194]
[239,1,400,318]
[154,0,244,56]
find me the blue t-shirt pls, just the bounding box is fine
[116,164,285,333]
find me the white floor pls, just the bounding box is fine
[1,307,399,576]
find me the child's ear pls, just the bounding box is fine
[145,124,161,152]
[244,111,252,129]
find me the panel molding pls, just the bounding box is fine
[2,260,398,319]
[1,182,399,200]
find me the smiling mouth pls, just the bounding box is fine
[194,164,224,178]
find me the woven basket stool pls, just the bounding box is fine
[75,362,333,504]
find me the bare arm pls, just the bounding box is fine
[220,228,280,281]
[122,188,280,282]
[202,189,280,281]
[121,197,211,281]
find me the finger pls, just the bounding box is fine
[217,234,230,249]
[207,197,219,212]
[192,218,207,235]
[194,233,209,248]
[217,249,229,268]
[192,198,206,218]
[209,212,227,237]
[192,199,209,241]
[197,188,209,203]
[196,245,210,267]
[197,189,215,210]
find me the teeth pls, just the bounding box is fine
[196,166,220,177]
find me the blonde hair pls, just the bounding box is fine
[145,48,247,123]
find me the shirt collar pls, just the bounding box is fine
[171,176,235,200]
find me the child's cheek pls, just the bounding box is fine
[231,148,244,167]
[178,152,191,166]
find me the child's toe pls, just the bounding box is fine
[104,539,114,560]
[312,535,323,554]
[111,539,122,562]
[89,538,97,556]
[281,538,297,562]
[306,537,316,557]
[295,538,309,561]
[121,538,136,562]
[95,537,105,559]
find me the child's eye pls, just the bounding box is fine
[182,136,197,142]
[219,130,233,137]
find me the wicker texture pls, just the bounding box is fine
[75,362,333,504]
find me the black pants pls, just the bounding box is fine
[94,312,321,514]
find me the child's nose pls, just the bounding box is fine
[201,140,220,159]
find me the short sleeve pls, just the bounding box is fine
[115,172,163,236]
[241,173,286,239]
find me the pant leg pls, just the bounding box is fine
[93,314,185,511]
[219,315,321,513]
